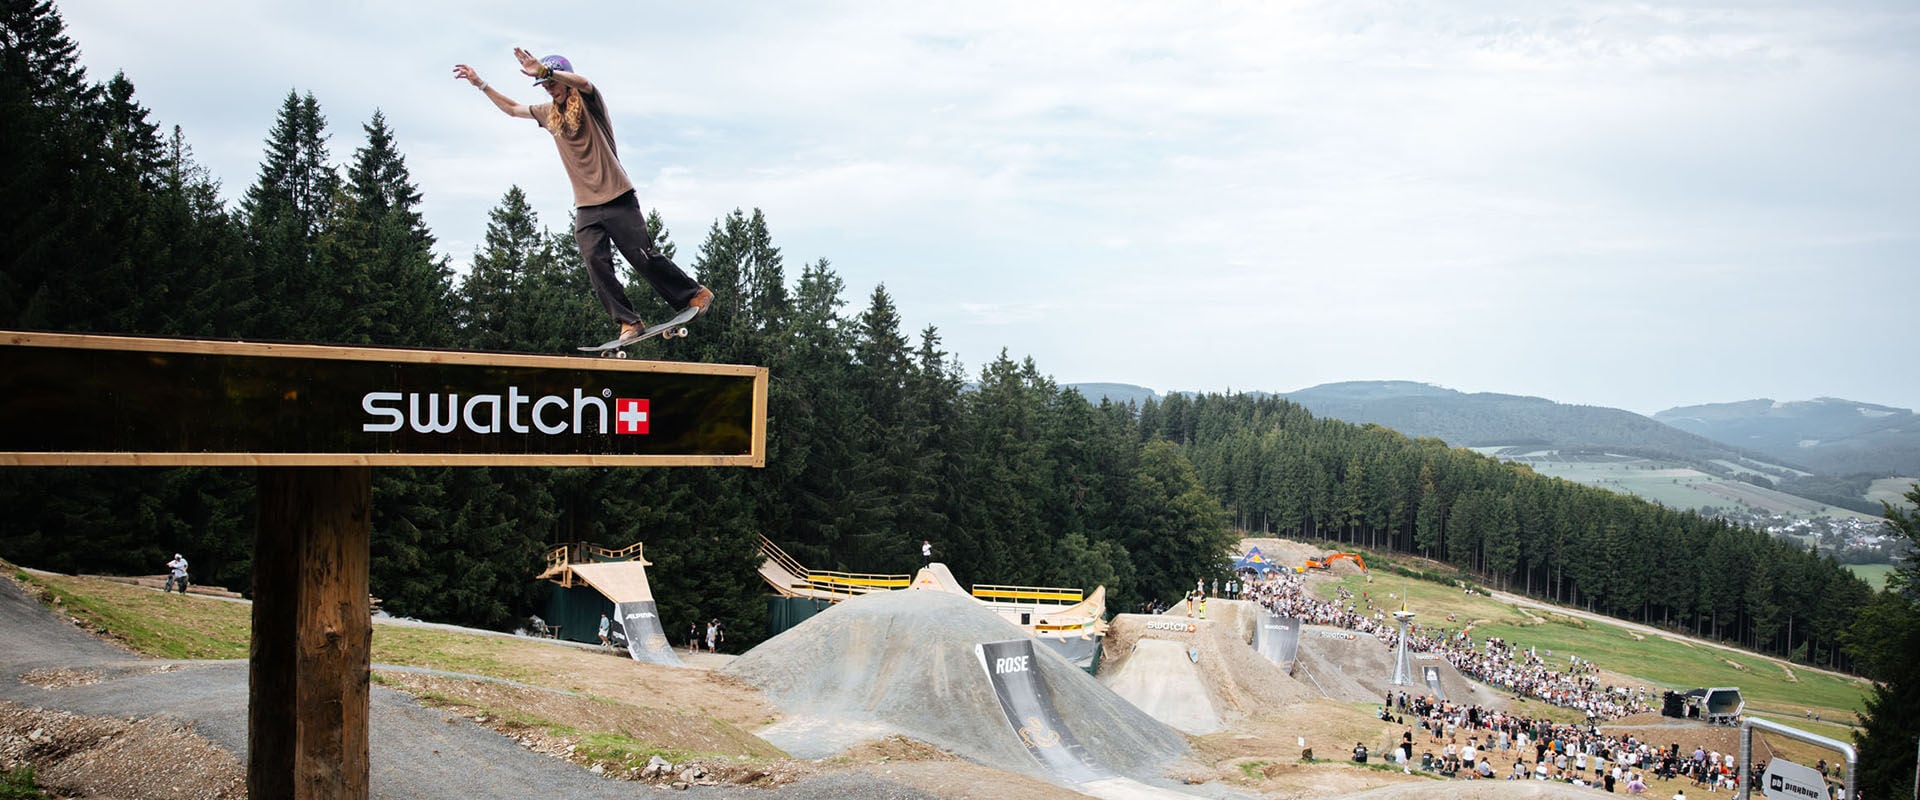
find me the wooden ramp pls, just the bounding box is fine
[565,562,659,604]
[755,535,910,600]
[540,543,680,667]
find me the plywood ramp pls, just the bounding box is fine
[566,561,658,604]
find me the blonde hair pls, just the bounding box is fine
[546,91,584,137]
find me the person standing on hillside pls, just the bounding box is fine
[164,553,189,594]
[453,48,712,344]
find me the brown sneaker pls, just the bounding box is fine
[687,286,714,317]
[618,321,646,343]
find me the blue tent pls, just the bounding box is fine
[1234,546,1283,575]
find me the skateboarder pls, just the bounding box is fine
[454,49,712,344]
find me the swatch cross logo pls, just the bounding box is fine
[615,398,650,435]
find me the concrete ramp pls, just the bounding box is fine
[566,562,682,666]
[1098,639,1221,735]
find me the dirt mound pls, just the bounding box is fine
[0,701,244,799]
[1289,624,1508,710]
[1101,601,1313,733]
[1293,625,1396,704]
[1237,538,1325,571]
[1100,639,1222,734]
[721,589,1188,782]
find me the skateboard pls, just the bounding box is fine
[578,303,701,358]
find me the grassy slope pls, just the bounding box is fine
[1866,477,1916,510]
[1844,563,1894,591]
[26,570,598,682]
[13,569,776,768]
[1320,569,1870,721]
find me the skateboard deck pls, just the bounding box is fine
[578,303,702,357]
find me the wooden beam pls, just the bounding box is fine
[2,330,761,376]
[251,467,372,799]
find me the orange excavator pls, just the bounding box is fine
[1300,552,1367,573]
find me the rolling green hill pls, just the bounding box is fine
[1656,398,1920,478]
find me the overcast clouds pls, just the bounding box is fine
[55,0,1920,414]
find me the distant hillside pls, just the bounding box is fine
[1278,381,1784,467]
[1654,398,1920,477]
[1067,383,1161,408]
[1068,379,1899,514]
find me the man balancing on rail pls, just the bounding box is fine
[454,48,711,345]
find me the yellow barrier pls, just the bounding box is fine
[971,584,1083,604]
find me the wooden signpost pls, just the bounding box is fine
[1,331,768,798]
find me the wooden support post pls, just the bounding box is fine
[251,467,372,799]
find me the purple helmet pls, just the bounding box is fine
[533,54,572,85]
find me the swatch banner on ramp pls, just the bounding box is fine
[1423,665,1448,701]
[1257,613,1301,665]
[974,639,1109,784]
[614,600,683,666]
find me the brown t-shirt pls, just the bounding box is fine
[530,82,635,208]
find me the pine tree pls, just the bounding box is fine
[1849,482,1920,800]
[240,91,338,339]
[683,208,783,366]
[0,0,103,328]
[840,284,918,567]
[324,109,453,346]
[84,72,182,334]
[764,259,858,565]
[899,325,967,570]
[457,199,600,354]
[150,125,248,337]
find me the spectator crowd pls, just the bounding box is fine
[1242,570,1650,720]
[1235,568,1849,796]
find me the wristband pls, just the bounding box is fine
[476,80,488,91]
[537,65,552,80]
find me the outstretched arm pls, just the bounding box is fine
[453,63,534,119]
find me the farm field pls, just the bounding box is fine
[1866,477,1917,510]
[1500,452,1875,520]
[1846,563,1896,590]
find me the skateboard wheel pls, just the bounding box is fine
[615,351,629,359]
[676,327,689,338]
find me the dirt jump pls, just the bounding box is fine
[722,589,1203,797]
[1098,601,1313,736]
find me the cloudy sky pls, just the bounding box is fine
[56,0,1920,414]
